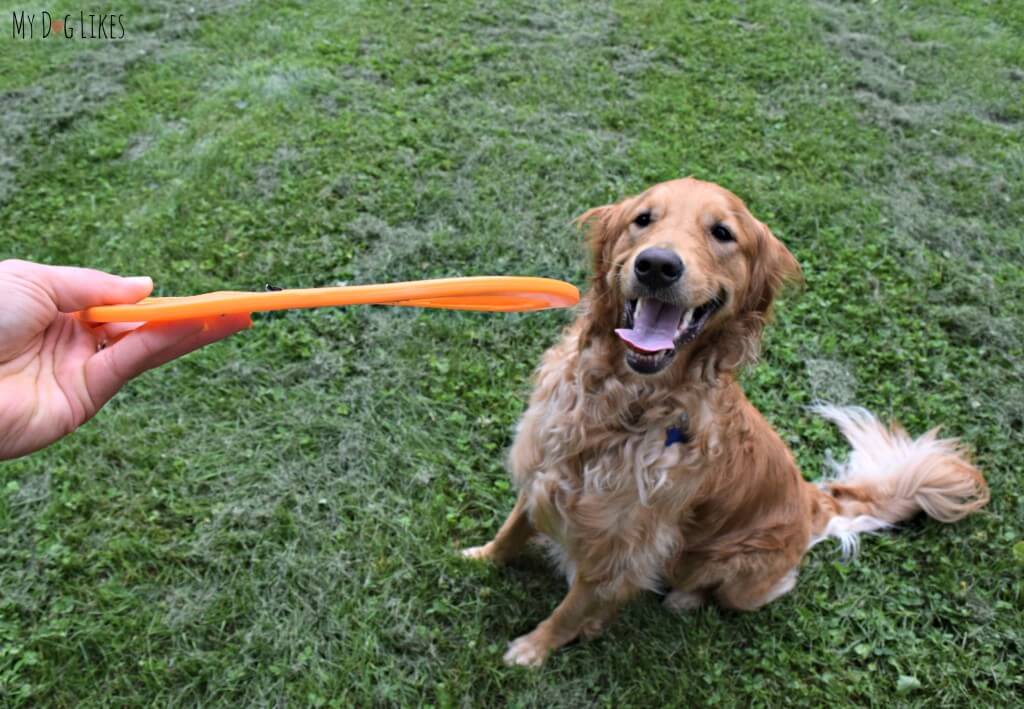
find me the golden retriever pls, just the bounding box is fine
[462,177,989,667]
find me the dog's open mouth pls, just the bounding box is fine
[614,295,724,374]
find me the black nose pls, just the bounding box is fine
[634,248,684,289]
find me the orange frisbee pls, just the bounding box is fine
[76,276,580,323]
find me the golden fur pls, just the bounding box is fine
[462,178,989,667]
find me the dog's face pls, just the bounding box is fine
[579,178,800,375]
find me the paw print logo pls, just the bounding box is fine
[51,18,64,35]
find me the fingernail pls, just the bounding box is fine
[124,276,153,289]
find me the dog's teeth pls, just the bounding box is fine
[677,308,695,336]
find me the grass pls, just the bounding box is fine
[1,0,1022,705]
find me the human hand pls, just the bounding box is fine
[0,260,251,460]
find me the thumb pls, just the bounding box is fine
[4,260,153,312]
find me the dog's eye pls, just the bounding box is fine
[710,224,735,242]
[633,211,652,228]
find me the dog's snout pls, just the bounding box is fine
[634,248,684,290]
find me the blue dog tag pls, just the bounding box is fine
[665,425,689,447]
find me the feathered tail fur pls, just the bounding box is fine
[810,405,989,557]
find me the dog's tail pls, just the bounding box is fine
[808,405,988,557]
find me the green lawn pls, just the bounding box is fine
[1,0,1022,705]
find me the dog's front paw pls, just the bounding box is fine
[503,632,549,668]
[460,543,495,562]
[663,589,705,612]
[579,614,610,641]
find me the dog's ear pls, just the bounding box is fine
[742,221,802,318]
[575,200,631,347]
[575,202,627,283]
[704,220,800,375]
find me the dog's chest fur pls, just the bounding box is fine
[509,330,723,594]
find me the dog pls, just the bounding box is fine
[461,177,989,667]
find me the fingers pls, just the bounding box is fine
[86,319,205,406]
[84,313,252,410]
[94,321,146,344]
[1,259,153,312]
[130,313,252,372]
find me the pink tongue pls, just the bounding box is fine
[615,300,683,352]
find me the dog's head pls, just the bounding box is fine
[577,177,801,376]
